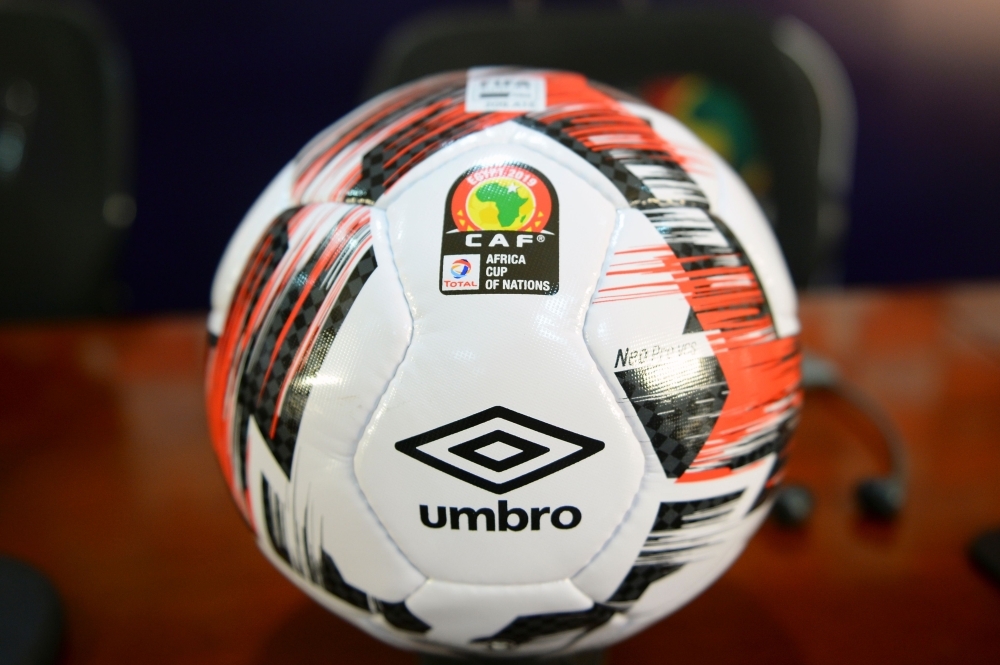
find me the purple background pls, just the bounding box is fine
[90,0,1000,312]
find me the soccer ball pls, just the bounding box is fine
[205,68,801,657]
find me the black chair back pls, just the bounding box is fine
[0,1,134,319]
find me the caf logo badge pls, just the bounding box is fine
[440,163,559,296]
[450,164,554,233]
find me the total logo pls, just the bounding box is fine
[442,254,480,291]
[450,258,472,279]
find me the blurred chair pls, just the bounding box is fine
[365,4,855,288]
[0,1,134,319]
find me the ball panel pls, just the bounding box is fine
[569,462,773,647]
[580,145,801,484]
[249,417,432,642]
[707,150,800,337]
[287,450,426,602]
[625,492,771,620]
[621,100,799,337]
[354,143,644,585]
[265,550,434,656]
[246,414,297,566]
[572,91,801,646]
[374,120,629,215]
[563,612,631,654]
[405,579,594,653]
[292,208,412,460]
[206,203,378,507]
[212,201,429,621]
[612,460,773,610]
[293,71,659,213]
[617,100,723,204]
[569,469,667,604]
[567,497,771,654]
[292,71,498,206]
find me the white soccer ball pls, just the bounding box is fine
[206,68,802,657]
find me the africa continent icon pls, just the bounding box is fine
[466,178,536,230]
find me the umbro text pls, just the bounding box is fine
[419,502,582,531]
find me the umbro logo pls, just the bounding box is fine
[394,406,604,494]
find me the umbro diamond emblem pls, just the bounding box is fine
[394,406,605,494]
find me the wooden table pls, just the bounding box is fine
[1,285,999,664]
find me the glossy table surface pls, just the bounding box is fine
[1,284,999,664]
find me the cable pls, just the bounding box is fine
[772,353,910,526]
